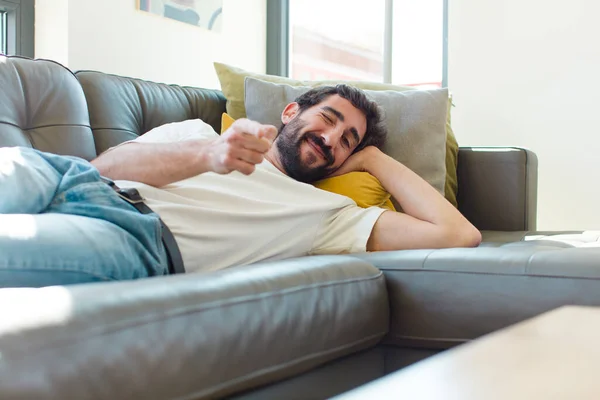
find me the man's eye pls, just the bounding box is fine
[321,114,334,124]
[342,137,350,147]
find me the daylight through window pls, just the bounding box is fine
[288,0,444,88]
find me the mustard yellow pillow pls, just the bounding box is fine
[445,96,458,207]
[214,62,459,207]
[221,112,235,134]
[220,113,395,211]
[314,173,396,211]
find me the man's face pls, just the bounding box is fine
[275,95,367,183]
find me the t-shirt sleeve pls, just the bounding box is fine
[310,205,387,255]
[104,119,218,153]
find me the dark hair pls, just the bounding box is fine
[293,84,387,152]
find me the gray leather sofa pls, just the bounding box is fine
[1,56,599,399]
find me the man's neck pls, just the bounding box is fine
[265,147,287,175]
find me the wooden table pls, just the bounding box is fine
[334,306,600,399]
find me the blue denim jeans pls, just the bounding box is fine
[0,147,169,288]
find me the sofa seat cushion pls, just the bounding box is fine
[351,230,600,349]
[0,256,388,400]
[481,230,600,247]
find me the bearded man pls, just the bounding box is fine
[0,85,480,287]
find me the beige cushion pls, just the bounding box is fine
[244,77,449,198]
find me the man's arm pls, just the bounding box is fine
[335,146,481,251]
[91,119,277,187]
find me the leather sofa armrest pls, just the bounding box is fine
[457,147,538,231]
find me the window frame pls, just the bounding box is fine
[266,0,448,87]
[266,0,289,76]
[1,10,7,54]
[0,0,34,58]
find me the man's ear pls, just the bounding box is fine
[281,102,300,124]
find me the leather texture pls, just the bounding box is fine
[227,345,440,400]
[0,56,96,160]
[0,256,388,400]
[382,346,440,374]
[75,70,226,155]
[457,147,538,231]
[231,347,386,400]
[230,345,438,399]
[351,230,600,349]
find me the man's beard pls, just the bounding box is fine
[275,117,336,183]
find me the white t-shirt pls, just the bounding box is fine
[114,119,386,273]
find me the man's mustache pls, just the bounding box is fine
[305,133,334,165]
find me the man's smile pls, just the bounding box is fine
[307,137,326,160]
[303,133,334,166]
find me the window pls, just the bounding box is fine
[391,0,444,88]
[289,0,386,82]
[0,11,6,55]
[0,0,34,57]
[268,0,447,88]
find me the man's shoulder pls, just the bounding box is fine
[139,119,218,143]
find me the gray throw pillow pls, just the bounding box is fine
[244,76,449,195]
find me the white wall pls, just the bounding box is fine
[35,0,69,66]
[448,0,600,230]
[36,0,266,89]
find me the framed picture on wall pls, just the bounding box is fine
[137,0,223,32]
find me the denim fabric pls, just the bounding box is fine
[0,147,169,288]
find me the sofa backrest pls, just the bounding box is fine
[0,56,97,160]
[0,56,227,159]
[75,71,227,155]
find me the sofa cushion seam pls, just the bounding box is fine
[387,333,468,343]
[420,250,436,269]
[378,268,600,280]
[92,127,138,134]
[385,333,469,347]
[0,120,91,131]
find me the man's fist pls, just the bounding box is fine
[208,119,278,175]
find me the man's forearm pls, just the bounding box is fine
[91,140,211,187]
[91,119,277,188]
[367,151,472,229]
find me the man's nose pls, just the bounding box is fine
[321,128,343,149]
